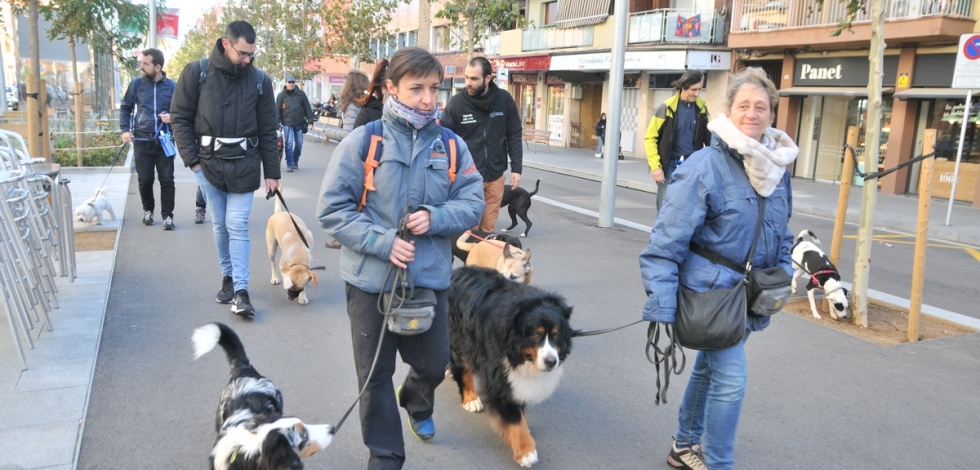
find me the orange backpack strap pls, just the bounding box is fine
[359,120,384,211]
[441,127,458,183]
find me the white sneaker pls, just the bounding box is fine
[595,153,602,158]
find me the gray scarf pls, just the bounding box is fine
[707,115,799,197]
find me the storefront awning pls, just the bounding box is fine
[778,86,894,97]
[555,0,612,29]
[894,88,980,99]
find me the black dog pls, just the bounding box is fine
[448,266,573,467]
[193,322,333,469]
[500,178,541,238]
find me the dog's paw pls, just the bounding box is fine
[462,397,484,413]
[298,293,309,305]
[520,233,527,238]
[811,311,823,320]
[500,228,509,233]
[271,277,280,285]
[517,450,538,468]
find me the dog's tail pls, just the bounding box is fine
[455,231,478,252]
[796,229,820,245]
[193,322,251,376]
[527,178,542,198]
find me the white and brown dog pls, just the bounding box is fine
[74,188,115,225]
[456,231,533,284]
[791,230,850,320]
[266,191,319,304]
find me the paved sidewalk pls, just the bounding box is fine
[2,141,979,469]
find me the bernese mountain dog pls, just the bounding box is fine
[448,266,574,468]
[193,322,333,470]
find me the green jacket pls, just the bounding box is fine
[643,93,710,172]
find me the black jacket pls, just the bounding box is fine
[352,95,383,129]
[441,81,523,181]
[170,39,280,193]
[594,118,606,138]
[120,73,176,139]
[276,87,314,128]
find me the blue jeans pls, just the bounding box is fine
[194,170,253,292]
[675,329,751,470]
[655,159,680,211]
[595,135,604,155]
[282,125,304,168]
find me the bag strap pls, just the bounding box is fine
[690,197,767,276]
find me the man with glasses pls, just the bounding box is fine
[644,70,710,211]
[171,20,280,318]
[275,74,314,172]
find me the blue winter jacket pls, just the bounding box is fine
[316,103,485,293]
[120,74,176,140]
[638,137,794,332]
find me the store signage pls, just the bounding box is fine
[687,51,730,71]
[550,51,686,71]
[793,57,898,87]
[545,74,565,85]
[494,55,551,71]
[510,73,540,84]
[328,76,346,85]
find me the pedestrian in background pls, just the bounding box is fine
[441,56,523,233]
[316,46,484,469]
[352,58,389,129]
[120,48,177,230]
[639,67,797,470]
[170,20,280,318]
[324,70,370,143]
[594,112,607,158]
[276,74,314,172]
[644,70,710,210]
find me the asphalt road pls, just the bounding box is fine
[77,141,980,469]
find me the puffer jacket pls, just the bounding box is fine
[276,87,314,128]
[644,93,710,172]
[638,137,794,332]
[316,100,485,293]
[170,39,280,193]
[120,73,176,140]
[323,102,362,142]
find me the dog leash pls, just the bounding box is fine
[572,320,643,337]
[645,322,686,406]
[268,188,311,249]
[461,230,508,250]
[96,143,129,192]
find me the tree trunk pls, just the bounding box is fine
[70,37,84,166]
[27,0,42,155]
[851,0,886,328]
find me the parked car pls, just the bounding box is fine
[5,86,18,111]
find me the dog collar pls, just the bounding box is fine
[809,269,839,289]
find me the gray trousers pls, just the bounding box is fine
[345,283,450,470]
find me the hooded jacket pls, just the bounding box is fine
[316,100,485,293]
[644,93,710,172]
[352,95,383,129]
[120,73,176,140]
[638,128,796,332]
[441,80,523,181]
[170,39,280,193]
[276,86,314,128]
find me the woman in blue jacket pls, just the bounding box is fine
[316,47,484,469]
[639,67,798,470]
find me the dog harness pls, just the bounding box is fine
[358,119,458,211]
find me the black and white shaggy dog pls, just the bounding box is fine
[193,323,333,470]
[448,266,574,468]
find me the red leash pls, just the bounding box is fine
[462,230,508,250]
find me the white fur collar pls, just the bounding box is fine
[707,115,799,197]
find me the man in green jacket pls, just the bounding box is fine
[644,70,710,210]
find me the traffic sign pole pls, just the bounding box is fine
[948,90,970,226]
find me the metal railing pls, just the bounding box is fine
[731,0,973,32]
[628,9,725,44]
[523,25,594,51]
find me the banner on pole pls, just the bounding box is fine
[157,9,180,40]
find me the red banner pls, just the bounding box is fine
[494,55,551,71]
[157,9,180,40]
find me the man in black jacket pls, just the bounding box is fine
[442,56,523,233]
[170,20,280,318]
[275,74,313,172]
[120,48,177,230]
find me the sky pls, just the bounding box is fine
[157,0,220,47]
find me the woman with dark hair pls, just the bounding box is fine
[316,46,484,469]
[639,67,797,470]
[353,58,389,129]
[594,112,606,158]
[324,70,369,143]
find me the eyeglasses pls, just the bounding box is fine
[286,81,295,84]
[229,43,257,60]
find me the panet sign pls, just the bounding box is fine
[793,56,899,87]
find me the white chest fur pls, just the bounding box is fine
[505,359,564,406]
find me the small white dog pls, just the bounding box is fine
[75,188,115,225]
[791,230,850,320]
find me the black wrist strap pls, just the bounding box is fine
[689,197,766,275]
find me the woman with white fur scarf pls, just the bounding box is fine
[638,67,798,470]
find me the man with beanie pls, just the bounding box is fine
[275,74,314,171]
[441,56,523,232]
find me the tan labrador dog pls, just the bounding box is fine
[456,233,533,285]
[266,195,319,304]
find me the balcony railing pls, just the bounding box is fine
[732,0,972,33]
[523,25,594,51]
[628,9,725,44]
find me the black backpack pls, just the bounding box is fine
[197,58,265,95]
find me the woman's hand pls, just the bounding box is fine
[405,209,430,236]
[389,238,415,269]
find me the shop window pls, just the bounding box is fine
[848,97,893,165]
[929,100,980,164]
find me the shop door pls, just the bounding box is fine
[813,96,850,182]
[620,88,639,152]
[580,84,602,148]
